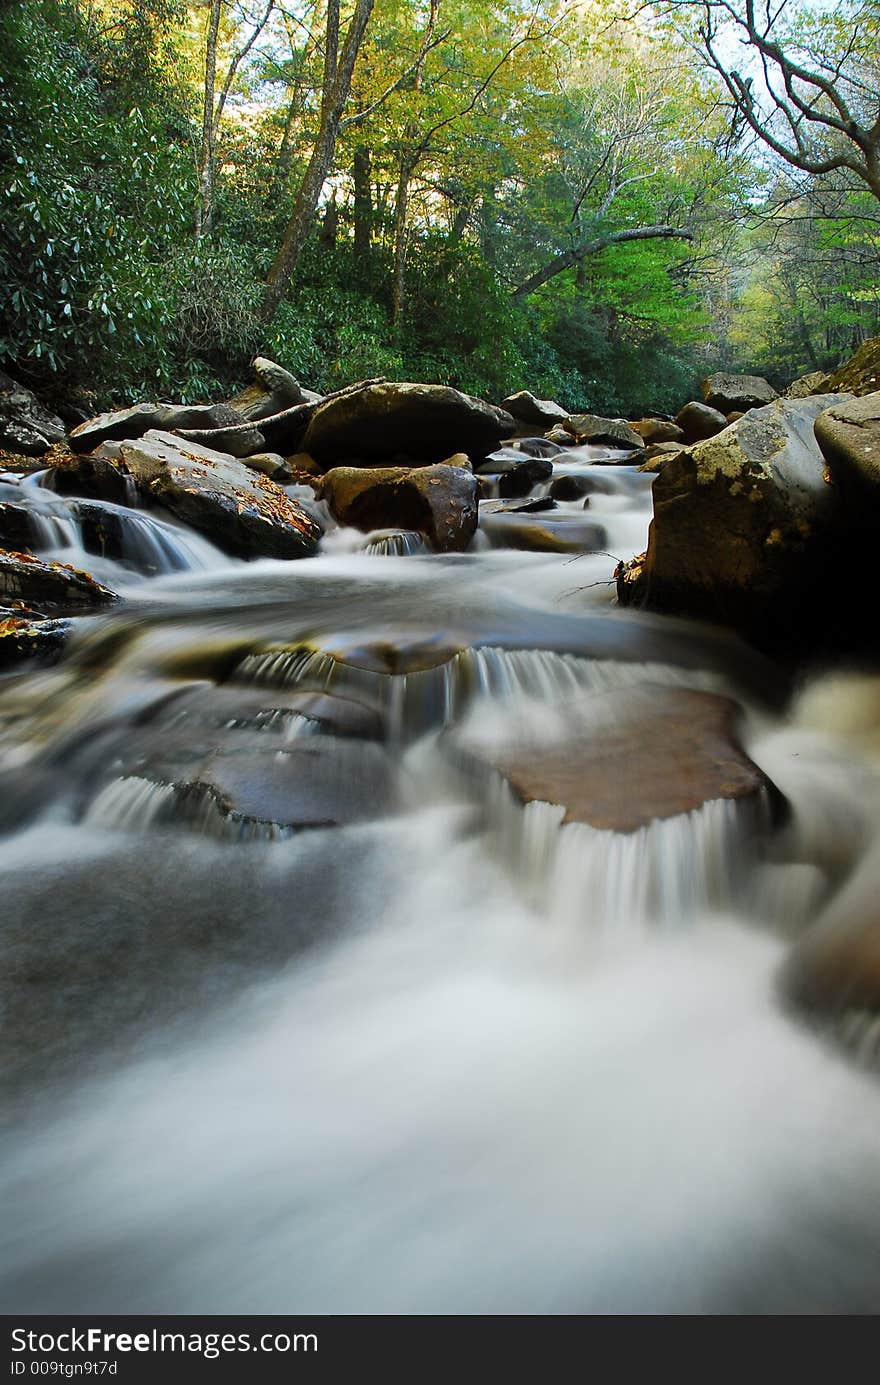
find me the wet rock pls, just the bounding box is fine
[479,509,606,554]
[501,391,568,428]
[0,613,70,669]
[780,904,880,1021]
[674,400,728,443]
[565,413,642,449]
[0,550,117,611]
[69,402,244,454]
[822,336,880,397]
[0,501,40,551]
[497,496,557,514]
[497,457,553,498]
[302,382,515,465]
[70,501,127,563]
[118,431,322,559]
[701,373,778,413]
[510,437,563,459]
[549,474,592,501]
[616,394,853,645]
[814,392,880,508]
[153,684,385,742]
[632,419,684,446]
[317,462,478,552]
[450,685,771,833]
[49,447,135,505]
[0,372,65,456]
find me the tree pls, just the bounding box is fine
[660,1,880,202]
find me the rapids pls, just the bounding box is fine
[2,449,880,1314]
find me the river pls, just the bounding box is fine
[1,447,879,1313]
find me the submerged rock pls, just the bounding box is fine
[549,474,592,501]
[117,431,322,559]
[450,685,771,833]
[701,373,778,414]
[317,462,478,552]
[617,394,852,646]
[479,508,606,553]
[302,382,515,465]
[0,550,117,611]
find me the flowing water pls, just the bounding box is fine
[1,449,880,1313]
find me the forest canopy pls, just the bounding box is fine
[1,0,878,413]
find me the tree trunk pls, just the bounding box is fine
[391,156,416,322]
[353,144,372,273]
[195,0,223,241]
[512,225,694,301]
[261,0,375,323]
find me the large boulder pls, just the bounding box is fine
[497,456,553,498]
[822,336,880,397]
[0,550,117,611]
[814,392,880,509]
[449,686,771,833]
[565,413,642,450]
[69,401,245,454]
[0,372,65,456]
[228,356,320,423]
[616,394,853,646]
[117,432,322,559]
[701,373,778,413]
[501,391,568,428]
[302,382,515,466]
[675,400,728,443]
[317,461,478,552]
[784,370,826,399]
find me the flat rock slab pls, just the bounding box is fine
[69,402,244,454]
[0,550,117,611]
[451,685,770,833]
[302,382,515,465]
[118,431,322,559]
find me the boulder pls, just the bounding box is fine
[302,382,515,465]
[822,336,880,397]
[784,370,827,399]
[0,550,117,611]
[701,373,778,413]
[632,419,684,446]
[510,437,563,459]
[675,400,728,443]
[616,395,853,645]
[0,373,65,456]
[501,391,569,428]
[49,447,135,505]
[814,392,880,508]
[565,413,642,450]
[317,462,478,552]
[497,457,553,498]
[545,425,576,446]
[69,402,244,454]
[228,356,317,423]
[549,474,592,501]
[637,442,688,474]
[450,686,771,833]
[117,432,322,559]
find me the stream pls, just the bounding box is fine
[2,447,880,1313]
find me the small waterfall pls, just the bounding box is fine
[84,775,177,831]
[362,530,429,557]
[486,783,765,931]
